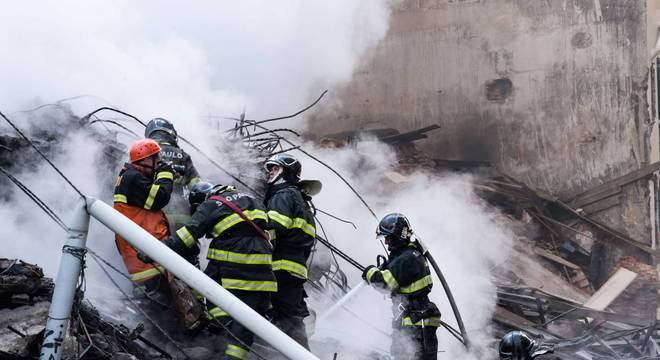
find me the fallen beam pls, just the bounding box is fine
[583,268,637,311]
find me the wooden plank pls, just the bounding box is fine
[580,193,621,215]
[571,186,621,208]
[564,161,660,203]
[533,247,581,270]
[583,268,637,311]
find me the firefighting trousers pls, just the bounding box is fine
[391,325,438,360]
[207,290,271,360]
[271,270,310,349]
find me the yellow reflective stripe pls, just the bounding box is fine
[220,278,278,292]
[208,306,229,319]
[155,171,173,181]
[187,177,201,190]
[400,275,432,294]
[267,211,314,237]
[210,210,268,237]
[176,226,196,248]
[291,218,315,237]
[130,266,164,282]
[207,249,272,265]
[401,316,442,327]
[267,210,293,228]
[381,269,399,290]
[272,259,308,279]
[144,184,160,210]
[365,267,378,284]
[225,344,248,360]
[113,194,127,203]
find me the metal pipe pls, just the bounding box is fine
[40,200,90,360]
[84,197,318,360]
[317,281,367,324]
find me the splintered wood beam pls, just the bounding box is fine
[583,268,637,311]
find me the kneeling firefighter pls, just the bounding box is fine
[156,183,277,360]
[362,213,441,360]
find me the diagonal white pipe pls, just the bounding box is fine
[85,197,318,360]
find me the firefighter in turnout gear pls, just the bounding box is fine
[113,138,174,289]
[160,184,276,360]
[145,117,201,229]
[362,213,441,360]
[263,153,316,349]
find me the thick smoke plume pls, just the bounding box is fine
[0,1,513,359]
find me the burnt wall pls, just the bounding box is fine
[312,0,656,247]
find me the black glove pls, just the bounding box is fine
[137,250,153,264]
[155,160,174,174]
[362,265,376,282]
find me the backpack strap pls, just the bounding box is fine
[209,195,270,241]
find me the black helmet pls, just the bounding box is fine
[145,118,177,144]
[499,331,536,360]
[208,184,237,198]
[376,213,412,250]
[264,153,301,184]
[188,181,213,214]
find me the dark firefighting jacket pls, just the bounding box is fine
[155,139,200,226]
[113,163,174,283]
[365,243,441,328]
[264,183,316,280]
[156,140,200,191]
[165,190,277,301]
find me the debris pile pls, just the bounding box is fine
[0,258,170,360]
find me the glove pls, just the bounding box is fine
[155,160,174,174]
[137,250,153,264]
[361,265,377,282]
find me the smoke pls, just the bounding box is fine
[0,1,513,359]
[306,140,512,359]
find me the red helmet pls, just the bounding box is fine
[129,139,161,163]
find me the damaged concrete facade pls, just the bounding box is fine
[312,0,660,281]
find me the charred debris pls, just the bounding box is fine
[1,102,660,359]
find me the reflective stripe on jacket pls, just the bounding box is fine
[166,190,276,292]
[264,183,315,280]
[365,243,440,328]
[113,163,173,282]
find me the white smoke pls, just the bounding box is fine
[305,140,512,359]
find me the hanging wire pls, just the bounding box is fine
[80,107,256,192]
[0,110,85,198]
[0,161,272,359]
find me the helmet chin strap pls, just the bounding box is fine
[267,167,284,184]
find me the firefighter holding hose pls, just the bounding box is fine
[362,213,441,360]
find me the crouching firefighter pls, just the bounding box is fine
[157,184,277,360]
[113,138,174,291]
[264,154,316,349]
[362,213,441,360]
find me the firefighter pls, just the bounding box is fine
[156,183,276,360]
[263,153,316,349]
[362,213,441,360]
[113,138,174,291]
[498,331,554,360]
[145,117,200,229]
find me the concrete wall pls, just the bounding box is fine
[312,0,657,249]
